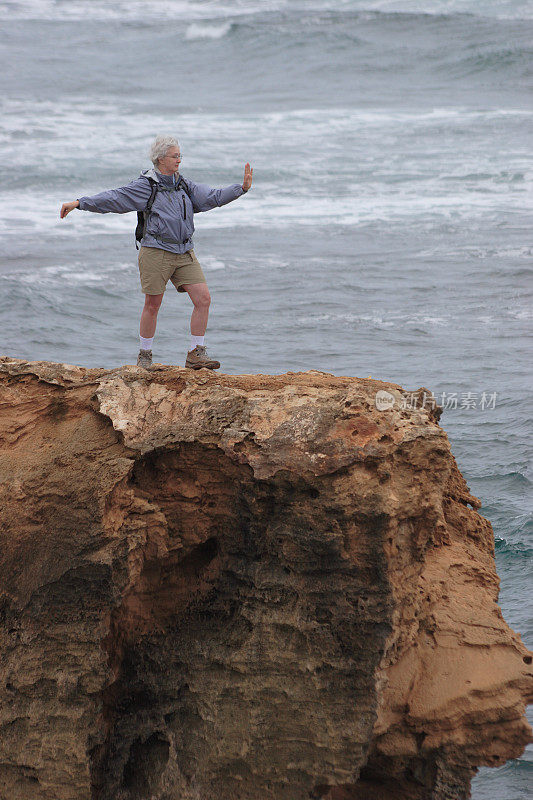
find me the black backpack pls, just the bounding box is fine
[135,175,192,249]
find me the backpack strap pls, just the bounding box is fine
[135,177,159,250]
[149,175,191,197]
[135,175,192,249]
[176,175,192,200]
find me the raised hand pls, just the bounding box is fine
[242,163,253,192]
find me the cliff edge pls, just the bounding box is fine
[0,356,531,800]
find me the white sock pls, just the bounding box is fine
[140,336,153,351]
[190,334,205,350]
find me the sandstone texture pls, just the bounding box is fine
[0,356,531,800]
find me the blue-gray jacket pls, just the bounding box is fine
[77,168,245,254]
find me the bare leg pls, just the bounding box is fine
[183,283,211,336]
[140,293,164,339]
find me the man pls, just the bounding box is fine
[60,134,253,370]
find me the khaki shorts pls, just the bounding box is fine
[138,246,207,294]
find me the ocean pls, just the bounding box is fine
[0,1,532,796]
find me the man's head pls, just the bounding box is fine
[150,135,182,175]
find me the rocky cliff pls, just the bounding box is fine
[0,356,531,800]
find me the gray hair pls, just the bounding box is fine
[150,135,180,167]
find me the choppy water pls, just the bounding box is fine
[0,1,532,796]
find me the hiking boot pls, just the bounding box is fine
[137,349,153,369]
[185,345,220,370]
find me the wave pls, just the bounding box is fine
[185,21,233,40]
[474,470,532,487]
[0,259,134,287]
[1,10,531,105]
[2,0,532,22]
[1,103,531,235]
[495,537,533,556]
[292,311,450,328]
[3,98,532,126]
[1,184,532,241]
[442,44,533,78]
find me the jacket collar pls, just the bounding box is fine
[141,168,184,188]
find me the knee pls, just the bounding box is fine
[144,294,163,313]
[193,288,211,309]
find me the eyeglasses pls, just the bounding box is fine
[166,153,182,161]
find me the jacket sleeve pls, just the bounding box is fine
[77,177,152,214]
[186,179,244,213]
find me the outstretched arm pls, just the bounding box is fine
[186,163,253,212]
[60,178,152,219]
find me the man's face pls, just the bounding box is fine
[160,147,182,174]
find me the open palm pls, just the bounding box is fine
[243,163,253,191]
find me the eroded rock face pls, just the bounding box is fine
[0,357,531,800]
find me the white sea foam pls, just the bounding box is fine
[290,308,530,329]
[0,0,288,22]
[428,246,533,260]
[292,311,450,329]
[1,0,531,21]
[0,181,531,240]
[2,100,531,139]
[2,98,532,234]
[0,259,135,287]
[201,256,226,271]
[361,0,533,20]
[0,0,226,21]
[185,22,232,40]
[2,101,531,173]
[2,103,531,235]
[507,308,533,321]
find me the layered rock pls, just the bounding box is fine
[0,356,531,800]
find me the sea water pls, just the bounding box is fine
[0,2,531,797]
